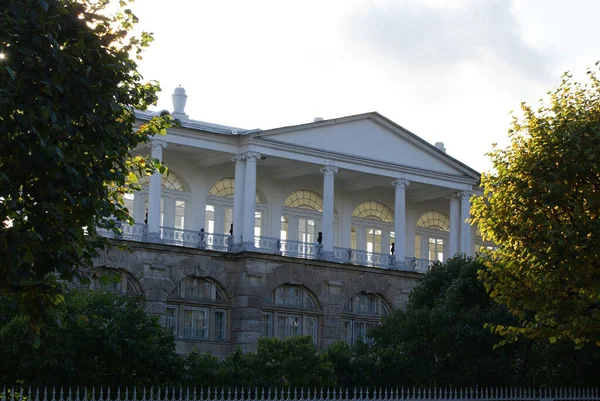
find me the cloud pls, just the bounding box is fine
[342,0,555,81]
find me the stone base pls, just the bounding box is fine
[146,232,162,243]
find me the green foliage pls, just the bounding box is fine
[184,337,335,388]
[369,256,600,386]
[471,63,600,346]
[0,290,182,386]
[0,0,171,318]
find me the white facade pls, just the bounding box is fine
[125,87,485,271]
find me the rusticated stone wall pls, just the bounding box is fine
[91,240,421,357]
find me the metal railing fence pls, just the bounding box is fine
[2,386,599,401]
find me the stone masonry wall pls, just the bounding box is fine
[92,240,421,357]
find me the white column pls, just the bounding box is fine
[269,194,284,240]
[133,194,145,224]
[459,191,473,256]
[147,139,167,240]
[231,154,246,245]
[381,229,390,256]
[356,226,366,251]
[449,193,460,258]
[340,198,353,250]
[242,152,260,248]
[163,198,176,228]
[288,216,299,242]
[214,205,225,235]
[392,177,409,265]
[320,165,339,259]
[406,209,417,258]
[188,176,208,232]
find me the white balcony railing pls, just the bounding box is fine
[98,225,435,273]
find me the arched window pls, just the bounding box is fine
[261,285,320,344]
[206,178,262,235]
[283,190,323,211]
[137,171,185,191]
[416,211,450,231]
[165,278,228,341]
[352,201,393,223]
[342,292,389,345]
[208,177,235,198]
[87,269,141,295]
[208,178,261,202]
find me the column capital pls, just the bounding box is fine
[148,139,168,151]
[243,151,261,162]
[459,190,473,199]
[392,177,409,188]
[320,165,339,175]
[231,154,246,163]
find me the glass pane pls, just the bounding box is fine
[214,311,226,340]
[261,314,272,337]
[205,205,215,233]
[415,235,421,259]
[281,215,288,240]
[224,207,233,235]
[254,211,262,237]
[175,200,185,230]
[351,227,356,250]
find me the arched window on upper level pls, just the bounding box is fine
[416,210,450,232]
[165,277,229,341]
[415,211,450,261]
[137,171,186,191]
[283,190,323,211]
[208,178,261,202]
[261,284,321,344]
[342,292,389,345]
[87,269,141,295]
[206,178,262,235]
[352,201,394,223]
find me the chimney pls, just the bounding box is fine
[172,86,189,121]
[313,117,324,122]
[434,142,446,153]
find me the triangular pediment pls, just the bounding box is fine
[253,113,479,178]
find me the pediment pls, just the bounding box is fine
[254,114,478,178]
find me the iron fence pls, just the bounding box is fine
[2,387,599,401]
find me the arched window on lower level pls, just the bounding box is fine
[341,292,389,345]
[87,269,141,295]
[261,284,321,344]
[165,277,229,341]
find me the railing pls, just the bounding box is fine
[97,222,147,242]
[253,236,281,253]
[2,386,599,401]
[97,226,437,273]
[406,257,436,273]
[280,239,321,260]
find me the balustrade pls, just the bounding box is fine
[97,226,437,273]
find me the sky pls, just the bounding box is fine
[130,0,600,173]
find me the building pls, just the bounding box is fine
[92,87,484,356]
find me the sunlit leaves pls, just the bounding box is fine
[471,63,600,346]
[0,0,171,320]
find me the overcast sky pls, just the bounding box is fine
[131,0,599,173]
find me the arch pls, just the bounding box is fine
[208,177,261,202]
[166,276,230,341]
[266,284,322,310]
[137,170,187,191]
[283,190,323,211]
[353,201,393,222]
[168,275,230,302]
[344,292,390,316]
[261,283,322,344]
[87,268,142,295]
[417,210,450,232]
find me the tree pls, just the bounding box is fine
[0,289,182,386]
[471,64,600,346]
[369,256,600,386]
[0,0,170,317]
